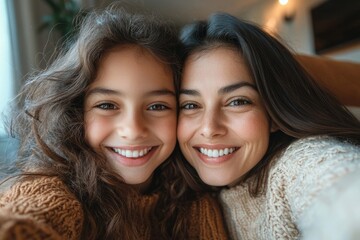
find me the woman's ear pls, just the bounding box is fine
[270,120,279,133]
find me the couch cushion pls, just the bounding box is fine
[296,54,360,107]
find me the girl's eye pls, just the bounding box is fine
[228,98,252,107]
[180,103,198,110]
[95,103,118,110]
[148,104,169,111]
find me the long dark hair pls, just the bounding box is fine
[6,3,192,239]
[178,12,360,196]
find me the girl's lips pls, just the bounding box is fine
[111,146,152,158]
[106,146,158,167]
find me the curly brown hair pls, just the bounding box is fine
[8,3,194,239]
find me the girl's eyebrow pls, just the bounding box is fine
[86,87,121,97]
[179,81,257,96]
[146,89,176,97]
[86,87,176,97]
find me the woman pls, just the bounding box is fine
[177,12,360,239]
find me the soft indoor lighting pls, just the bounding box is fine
[279,0,288,6]
[279,0,295,22]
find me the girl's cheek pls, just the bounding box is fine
[84,116,109,148]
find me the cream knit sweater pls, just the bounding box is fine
[219,136,360,240]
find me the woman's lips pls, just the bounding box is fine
[194,146,239,165]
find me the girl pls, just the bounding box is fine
[177,12,360,239]
[0,4,228,240]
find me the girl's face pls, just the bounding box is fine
[178,47,275,187]
[84,45,177,187]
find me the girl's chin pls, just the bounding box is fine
[127,174,153,192]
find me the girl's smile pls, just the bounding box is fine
[84,45,177,185]
[111,146,153,158]
[106,145,157,167]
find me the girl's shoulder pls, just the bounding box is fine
[187,193,229,240]
[0,176,80,205]
[0,176,83,239]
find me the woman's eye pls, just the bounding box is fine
[180,103,198,110]
[95,103,118,110]
[148,104,169,111]
[228,98,252,106]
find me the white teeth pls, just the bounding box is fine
[199,147,236,158]
[112,147,152,158]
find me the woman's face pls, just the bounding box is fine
[84,45,177,187]
[178,47,275,187]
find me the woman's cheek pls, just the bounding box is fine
[177,115,194,142]
[237,112,271,140]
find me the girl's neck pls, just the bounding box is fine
[132,174,154,194]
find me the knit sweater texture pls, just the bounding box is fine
[0,176,228,239]
[219,136,360,240]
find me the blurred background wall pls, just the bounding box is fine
[1,0,359,160]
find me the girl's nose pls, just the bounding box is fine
[117,110,148,140]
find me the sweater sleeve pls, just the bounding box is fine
[188,193,229,240]
[275,137,360,232]
[0,177,83,240]
[300,169,360,240]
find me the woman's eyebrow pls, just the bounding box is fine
[179,82,257,96]
[179,89,200,96]
[218,82,257,94]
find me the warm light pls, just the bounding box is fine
[278,0,295,22]
[279,0,288,5]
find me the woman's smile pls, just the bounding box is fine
[178,47,272,186]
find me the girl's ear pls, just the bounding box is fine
[270,120,279,133]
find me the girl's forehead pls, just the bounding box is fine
[87,45,175,94]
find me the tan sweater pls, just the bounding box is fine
[219,136,360,240]
[0,177,82,239]
[0,177,228,239]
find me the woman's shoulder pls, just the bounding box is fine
[265,136,360,226]
[0,176,83,239]
[273,135,360,170]
[269,135,360,198]
[290,135,358,148]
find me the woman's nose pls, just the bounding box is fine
[200,109,227,139]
